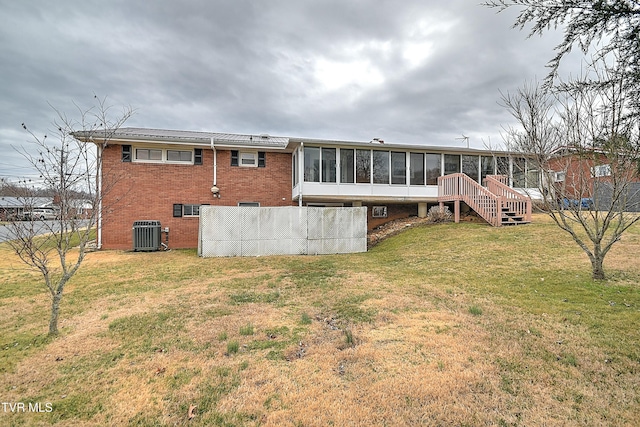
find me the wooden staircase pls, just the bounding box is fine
[437,174,531,227]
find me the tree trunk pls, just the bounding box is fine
[49,292,63,336]
[590,255,606,280]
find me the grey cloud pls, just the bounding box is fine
[0,0,570,184]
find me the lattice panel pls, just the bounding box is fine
[199,206,366,257]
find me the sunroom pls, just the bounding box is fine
[290,141,541,205]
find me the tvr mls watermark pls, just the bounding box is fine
[2,402,53,413]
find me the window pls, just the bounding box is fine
[133,147,196,164]
[356,149,371,183]
[240,152,257,167]
[592,164,612,177]
[122,145,132,162]
[322,148,337,183]
[462,155,479,182]
[229,151,264,167]
[513,158,526,187]
[304,147,320,182]
[391,152,406,185]
[426,154,441,185]
[238,202,260,207]
[173,204,200,217]
[167,150,192,162]
[340,149,355,183]
[410,153,425,185]
[496,157,509,176]
[293,151,298,186]
[373,151,389,184]
[183,204,200,217]
[372,206,388,218]
[136,148,163,161]
[554,171,566,182]
[444,154,460,175]
[526,165,540,188]
[481,156,494,182]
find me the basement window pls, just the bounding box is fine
[173,204,201,217]
[372,206,388,218]
[183,204,200,217]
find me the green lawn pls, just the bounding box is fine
[1,214,638,426]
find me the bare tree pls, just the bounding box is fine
[483,0,640,97]
[501,68,640,280]
[8,96,133,335]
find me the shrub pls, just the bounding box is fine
[427,206,452,223]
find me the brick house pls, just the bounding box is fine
[79,128,539,250]
[546,147,640,210]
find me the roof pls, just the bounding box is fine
[75,127,512,155]
[74,127,290,149]
[0,196,54,208]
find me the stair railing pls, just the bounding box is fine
[438,173,501,226]
[484,175,532,222]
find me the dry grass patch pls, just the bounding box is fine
[1,215,639,425]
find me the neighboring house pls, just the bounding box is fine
[0,197,55,221]
[546,147,640,211]
[76,128,539,250]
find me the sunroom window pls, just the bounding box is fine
[426,154,441,185]
[410,153,425,185]
[373,151,389,184]
[356,149,371,183]
[391,152,406,185]
[340,149,355,183]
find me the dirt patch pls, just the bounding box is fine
[367,217,432,247]
[367,212,487,247]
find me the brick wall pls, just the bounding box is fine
[100,145,293,250]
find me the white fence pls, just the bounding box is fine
[198,206,367,257]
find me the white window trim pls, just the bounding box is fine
[592,164,612,178]
[554,171,566,182]
[183,204,201,217]
[239,151,258,167]
[133,145,195,165]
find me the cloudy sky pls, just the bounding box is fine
[0,0,576,185]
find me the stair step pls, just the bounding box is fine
[502,216,529,225]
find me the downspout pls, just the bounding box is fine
[96,143,103,249]
[299,143,303,207]
[210,137,218,193]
